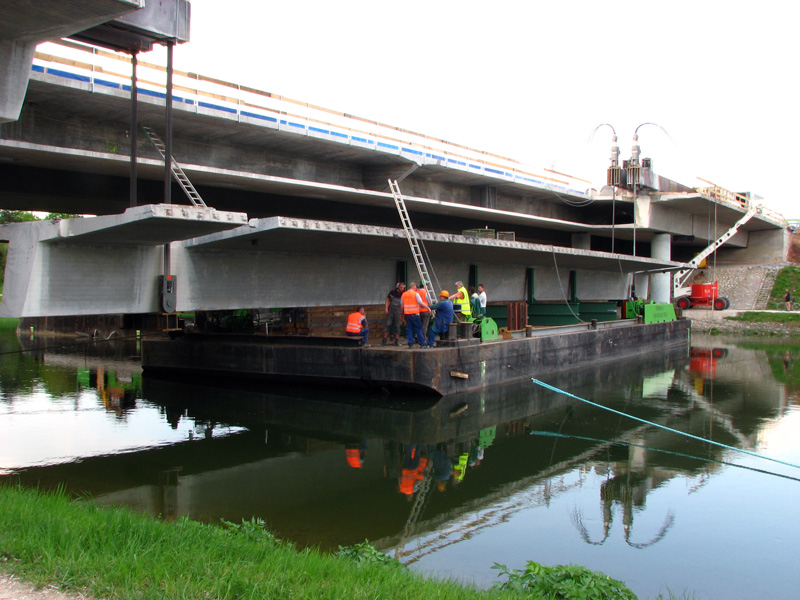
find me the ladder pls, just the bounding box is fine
[388,179,436,302]
[673,203,760,298]
[142,126,207,208]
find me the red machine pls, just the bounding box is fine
[675,281,730,310]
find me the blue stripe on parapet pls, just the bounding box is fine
[138,88,166,99]
[241,111,278,123]
[46,67,90,83]
[94,79,121,90]
[198,101,236,114]
[32,61,579,194]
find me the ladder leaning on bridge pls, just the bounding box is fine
[142,126,208,208]
[673,201,761,298]
[388,179,437,302]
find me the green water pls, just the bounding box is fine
[1,329,799,599]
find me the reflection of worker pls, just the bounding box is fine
[785,289,793,311]
[452,452,469,483]
[346,306,370,347]
[399,444,429,496]
[345,441,366,469]
[427,291,454,347]
[431,445,452,492]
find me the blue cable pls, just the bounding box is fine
[531,378,800,472]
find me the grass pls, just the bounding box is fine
[766,265,800,310]
[725,312,800,324]
[0,486,696,600]
[0,486,529,600]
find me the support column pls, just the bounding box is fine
[650,233,671,303]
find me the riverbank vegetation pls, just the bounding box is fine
[767,265,800,310]
[0,486,653,600]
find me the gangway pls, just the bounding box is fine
[673,202,760,298]
[143,126,208,208]
[389,179,436,302]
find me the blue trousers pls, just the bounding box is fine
[346,328,369,345]
[404,314,425,346]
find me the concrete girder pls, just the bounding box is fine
[0,0,144,123]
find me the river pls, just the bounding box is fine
[1,326,799,600]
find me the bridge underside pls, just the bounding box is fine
[0,207,684,319]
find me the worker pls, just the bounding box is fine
[468,286,482,319]
[451,280,472,320]
[418,281,432,337]
[427,290,454,348]
[402,282,430,348]
[345,306,370,347]
[477,284,487,312]
[383,281,406,345]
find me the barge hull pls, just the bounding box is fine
[141,319,691,396]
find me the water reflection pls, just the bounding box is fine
[2,330,800,600]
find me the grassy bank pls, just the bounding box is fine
[726,312,800,324]
[0,486,649,600]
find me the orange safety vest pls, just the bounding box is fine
[345,448,363,468]
[346,312,364,333]
[418,288,430,313]
[402,289,421,315]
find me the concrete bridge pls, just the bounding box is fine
[0,11,790,328]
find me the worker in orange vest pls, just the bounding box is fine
[345,306,370,347]
[418,281,432,339]
[401,282,430,348]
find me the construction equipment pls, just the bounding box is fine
[675,282,730,311]
[673,202,759,299]
[388,179,436,303]
[143,126,207,208]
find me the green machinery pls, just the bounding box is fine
[624,299,677,323]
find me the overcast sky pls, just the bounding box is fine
[148,0,799,217]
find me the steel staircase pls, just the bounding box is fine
[752,268,778,309]
[142,126,207,208]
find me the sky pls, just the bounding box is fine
[146,0,799,217]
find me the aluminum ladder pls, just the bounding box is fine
[388,179,436,302]
[142,126,207,208]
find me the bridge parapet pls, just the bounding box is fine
[31,40,588,197]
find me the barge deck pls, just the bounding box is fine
[141,318,691,396]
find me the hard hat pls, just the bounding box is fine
[440,290,449,298]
